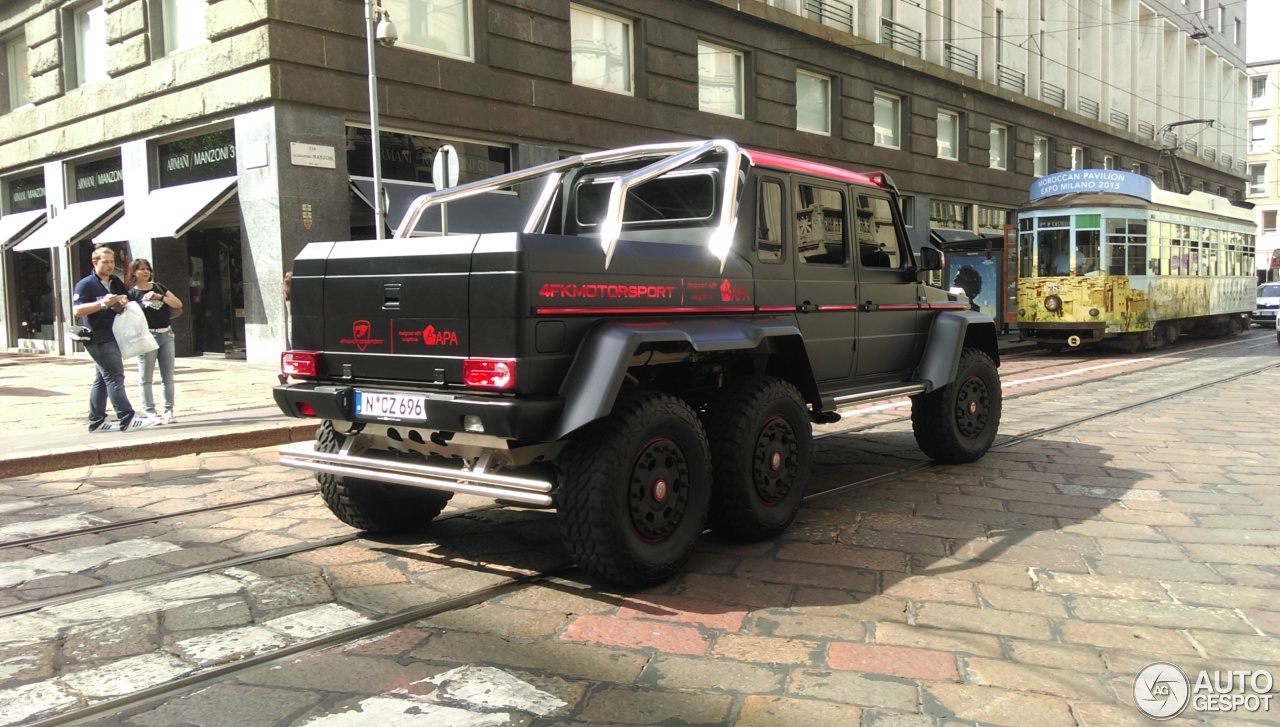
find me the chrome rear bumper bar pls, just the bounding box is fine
[278,442,555,507]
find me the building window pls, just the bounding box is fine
[697,41,743,118]
[1156,169,1166,190]
[163,0,208,55]
[989,123,1008,170]
[384,0,473,60]
[1235,17,1242,45]
[874,91,901,148]
[1217,5,1224,33]
[74,2,108,88]
[937,109,959,160]
[796,69,830,135]
[1249,163,1267,196]
[1103,155,1116,170]
[1071,146,1086,170]
[1263,210,1277,232]
[930,199,969,230]
[3,35,29,111]
[1251,75,1268,107]
[1250,119,1269,154]
[570,5,631,94]
[1034,135,1050,176]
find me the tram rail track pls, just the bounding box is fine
[12,347,1280,727]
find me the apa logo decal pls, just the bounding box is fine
[423,324,459,346]
[338,320,386,352]
[720,279,750,302]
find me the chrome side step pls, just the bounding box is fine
[278,443,555,507]
[832,383,927,406]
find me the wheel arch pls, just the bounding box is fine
[915,311,1000,392]
[548,318,813,440]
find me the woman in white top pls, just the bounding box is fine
[127,258,183,424]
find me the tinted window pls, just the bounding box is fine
[1260,284,1280,297]
[795,183,847,266]
[575,172,716,228]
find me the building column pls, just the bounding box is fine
[234,104,349,367]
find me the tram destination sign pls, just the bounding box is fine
[1030,170,1153,203]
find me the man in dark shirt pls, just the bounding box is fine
[71,246,155,432]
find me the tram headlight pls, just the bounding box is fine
[1044,295,1063,313]
[1088,308,1100,318]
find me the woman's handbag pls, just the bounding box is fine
[112,301,160,359]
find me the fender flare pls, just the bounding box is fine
[915,311,1000,392]
[548,318,805,440]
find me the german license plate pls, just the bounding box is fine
[354,390,426,421]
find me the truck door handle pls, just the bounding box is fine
[797,301,817,313]
[383,283,401,310]
[861,301,878,312]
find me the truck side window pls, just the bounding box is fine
[795,183,847,266]
[855,193,904,269]
[757,179,784,263]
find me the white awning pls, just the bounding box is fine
[12,197,123,252]
[0,209,47,251]
[93,177,238,244]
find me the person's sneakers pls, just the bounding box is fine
[88,421,116,433]
[162,411,177,425]
[118,413,159,432]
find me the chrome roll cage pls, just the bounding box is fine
[393,139,744,270]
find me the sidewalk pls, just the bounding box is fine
[0,350,317,479]
[0,332,1034,479]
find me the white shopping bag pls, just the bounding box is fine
[112,301,159,359]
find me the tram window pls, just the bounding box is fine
[1039,229,1071,276]
[1107,241,1126,275]
[1128,244,1146,275]
[1019,233,1035,277]
[1075,229,1099,275]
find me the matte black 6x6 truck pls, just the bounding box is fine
[275,139,1001,586]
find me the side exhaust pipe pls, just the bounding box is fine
[1067,335,1082,348]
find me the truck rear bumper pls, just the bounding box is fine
[273,384,564,441]
[277,442,555,507]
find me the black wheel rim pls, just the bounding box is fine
[752,415,799,505]
[954,375,989,438]
[629,437,691,542]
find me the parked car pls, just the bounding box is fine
[1255,282,1280,327]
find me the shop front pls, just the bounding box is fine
[94,129,243,358]
[0,171,50,350]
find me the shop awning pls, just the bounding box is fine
[93,177,238,244]
[350,177,530,236]
[12,197,123,252]
[0,209,47,251]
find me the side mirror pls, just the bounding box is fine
[917,245,943,272]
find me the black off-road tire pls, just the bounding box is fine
[910,348,1002,464]
[313,421,452,533]
[702,377,812,541]
[555,390,712,587]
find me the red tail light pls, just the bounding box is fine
[281,351,321,378]
[463,359,516,389]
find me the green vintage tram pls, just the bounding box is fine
[1016,170,1255,350]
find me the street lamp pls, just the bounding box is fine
[365,1,397,239]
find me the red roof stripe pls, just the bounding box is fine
[745,150,884,188]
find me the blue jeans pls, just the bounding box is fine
[86,339,135,429]
[135,328,176,415]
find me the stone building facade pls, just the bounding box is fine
[0,0,1251,364]
[1248,59,1280,282]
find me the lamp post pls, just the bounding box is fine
[365,0,397,239]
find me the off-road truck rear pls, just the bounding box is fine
[275,139,1001,586]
